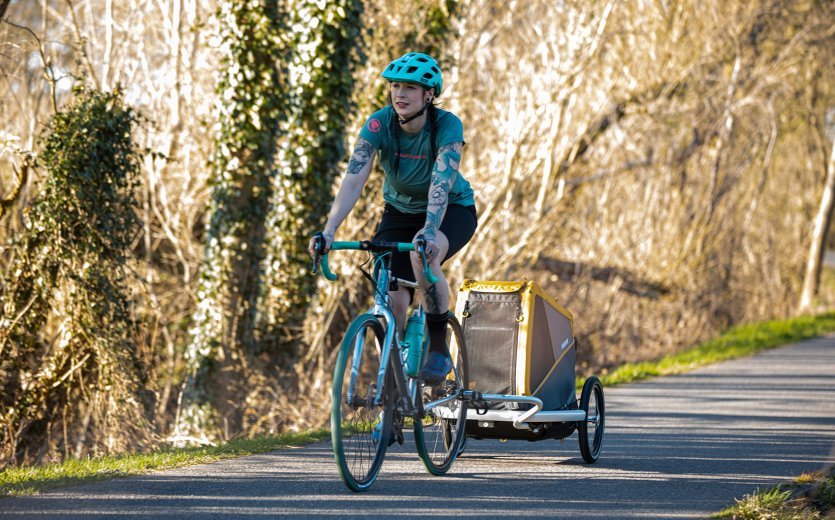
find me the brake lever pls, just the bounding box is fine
[415,235,439,285]
[311,233,324,275]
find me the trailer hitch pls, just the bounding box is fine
[460,390,489,415]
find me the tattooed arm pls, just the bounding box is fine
[308,137,375,256]
[324,137,375,236]
[420,142,463,258]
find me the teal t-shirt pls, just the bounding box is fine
[358,105,475,214]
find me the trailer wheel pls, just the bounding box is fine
[578,376,605,463]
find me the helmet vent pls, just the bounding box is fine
[406,66,418,73]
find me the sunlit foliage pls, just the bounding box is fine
[179,0,364,439]
[0,88,147,467]
[1,0,832,463]
[257,0,364,351]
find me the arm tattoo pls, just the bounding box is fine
[346,138,376,175]
[424,142,462,239]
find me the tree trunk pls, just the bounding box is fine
[178,0,290,440]
[799,138,835,314]
[256,0,363,356]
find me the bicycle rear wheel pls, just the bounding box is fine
[414,313,468,475]
[331,314,394,492]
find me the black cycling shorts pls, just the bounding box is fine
[373,203,478,285]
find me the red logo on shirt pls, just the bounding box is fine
[367,118,382,133]
[398,152,427,160]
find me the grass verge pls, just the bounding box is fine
[586,311,835,388]
[713,466,835,519]
[0,429,330,498]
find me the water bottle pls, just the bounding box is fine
[404,311,426,378]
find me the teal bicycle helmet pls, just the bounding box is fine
[381,52,443,97]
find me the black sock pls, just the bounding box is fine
[426,312,449,355]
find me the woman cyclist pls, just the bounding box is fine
[308,51,477,385]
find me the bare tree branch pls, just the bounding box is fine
[64,0,100,90]
[2,19,58,113]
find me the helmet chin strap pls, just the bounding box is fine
[397,100,432,125]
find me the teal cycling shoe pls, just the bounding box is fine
[419,351,453,386]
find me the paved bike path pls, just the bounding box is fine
[2,335,834,519]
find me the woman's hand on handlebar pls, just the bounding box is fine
[413,233,440,285]
[308,231,334,259]
[414,230,440,262]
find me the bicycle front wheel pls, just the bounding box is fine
[331,313,394,492]
[414,313,469,475]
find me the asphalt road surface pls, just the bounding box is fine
[2,336,834,519]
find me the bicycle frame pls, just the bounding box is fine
[315,238,458,417]
[362,262,401,409]
[362,256,431,418]
[314,242,424,415]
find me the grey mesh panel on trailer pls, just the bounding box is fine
[461,291,520,398]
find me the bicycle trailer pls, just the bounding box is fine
[451,279,604,461]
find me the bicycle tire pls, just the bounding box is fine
[331,313,394,492]
[414,313,469,475]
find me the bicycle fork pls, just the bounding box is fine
[346,303,415,417]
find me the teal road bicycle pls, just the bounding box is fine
[312,236,472,492]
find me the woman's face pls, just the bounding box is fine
[390,82,432,119]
